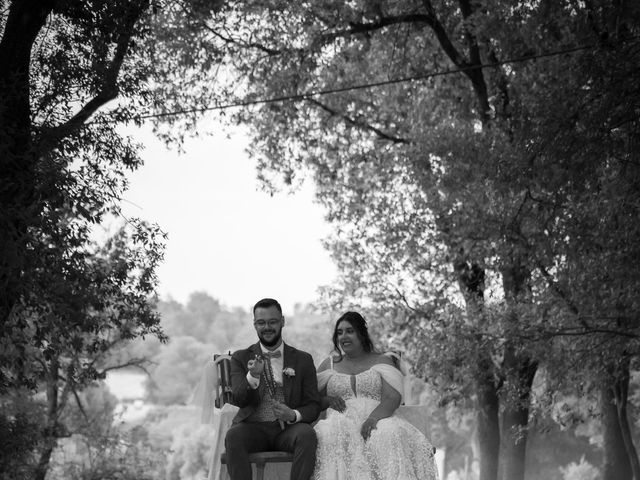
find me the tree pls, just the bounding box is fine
[517,27,640,479]
[0,392,45,480]
[284,303,333,365]
[0,0,226,387]
[1,0,150,332]
[45,384,169,480]
[3,220,166,480]
[0,2,223,473]
[161,2,640,479]
[146,336,212,405]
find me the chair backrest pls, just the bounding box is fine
[214,353,233,408]
[387,351,402,369]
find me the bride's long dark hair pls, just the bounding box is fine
[332,311,375,362]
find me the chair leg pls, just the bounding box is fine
[255,463,265,480]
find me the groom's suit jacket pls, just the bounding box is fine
[229,342,320,424]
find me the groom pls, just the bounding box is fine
[224,298,320,480]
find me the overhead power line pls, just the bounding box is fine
[100,41,603,123]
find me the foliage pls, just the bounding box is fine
[281,303,334,366]
[0,218,166,480]
[47,387,168,480]
[0,1,205,476]
[141,405,214,480]
[157,1,640,478]
[1,0,157,332]
[146,336,213,405]
[168,0,640,372]
[139,293,247,404]
[4,217,166,387]
[165,423,215,480]
[2,0,638,478]
[559,457,600,480]
[0,393,45,480]
[0,0,227,390]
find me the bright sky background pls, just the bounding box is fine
[117,119,337,315]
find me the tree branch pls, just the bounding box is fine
[203,23,282,56]
[420,0,469,68]
[458,0,481,64]
[306,98,411,144]
[394,288,434,317]
[488,48,512,127]
[38,1,147,148]
[457,0,491,122]
[72,387,90,424]
[319,8,471,72]
[525,325,639,340]
[536,261,582,317]
[98,357,153,377]
[324,13,432,40]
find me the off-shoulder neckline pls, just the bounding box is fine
[328,364,395,377]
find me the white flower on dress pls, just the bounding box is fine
[283,367,295,377]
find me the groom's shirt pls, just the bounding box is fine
[246,342,301,423]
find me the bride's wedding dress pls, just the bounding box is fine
[313,363,439,480]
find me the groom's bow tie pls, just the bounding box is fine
[262,350,281,359]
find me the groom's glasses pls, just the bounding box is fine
[254,319,281,329]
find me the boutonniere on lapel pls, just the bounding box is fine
[283,367,296,377]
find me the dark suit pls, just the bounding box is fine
[224,342,320,480]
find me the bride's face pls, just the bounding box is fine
[336,320,363,354]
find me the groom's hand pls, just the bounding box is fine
[272,402,296,423]
[247,356,265,378]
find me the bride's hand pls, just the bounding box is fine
[360,416,378,440]
[327,395,346,412]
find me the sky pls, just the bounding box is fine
[116,119,337,315]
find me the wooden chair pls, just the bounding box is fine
[213,353,233,408]
[214,354,293,480]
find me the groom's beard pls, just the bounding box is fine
[259,330,282,347]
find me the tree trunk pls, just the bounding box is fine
[499,351,537,480]
[0,1,52,328]
[614,358,640,480]
[34,358,60,480]
[34,436,56,480]
[476,362,500,480]
[601,372,633,480]
[499,259,536,480]
[455,258,500,480]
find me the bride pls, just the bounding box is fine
[313,311,438,480]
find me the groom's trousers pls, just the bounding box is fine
[225,420,317,480]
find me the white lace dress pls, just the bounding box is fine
[313,363,438,480]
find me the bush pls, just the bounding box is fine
[560,456,599,480]
[0,411,42,480]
